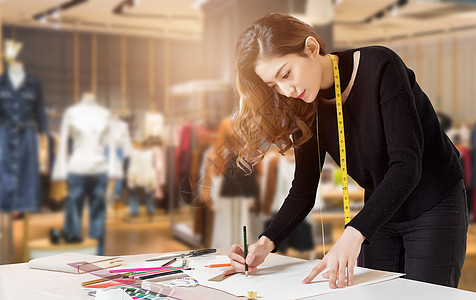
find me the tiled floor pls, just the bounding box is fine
[6,207,476,293]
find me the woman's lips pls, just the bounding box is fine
[297,90,306,99]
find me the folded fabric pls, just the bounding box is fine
[28,252,121,274]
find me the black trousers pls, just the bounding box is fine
[363,179,469,287]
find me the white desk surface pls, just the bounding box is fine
[1,251,475,300]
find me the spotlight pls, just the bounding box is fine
[390,5,399,17]
[38,15,47,24]
[51,9,61,19]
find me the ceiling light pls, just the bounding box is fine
[132,0,141,5]
[390,5,399,17]
[38,15,47,23]
[51,9,61,19]
[191,0,209,9]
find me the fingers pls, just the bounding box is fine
[347,260,355,286]
[245,252,256,266]
[222,267,236,276]
[322,271,329,279]
[228,244,245,264]
[302,260,327,284]
[328,267,337,289]
[337,261,346,288]
[226,244,260,275]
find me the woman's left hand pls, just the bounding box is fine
[302,226,365,288]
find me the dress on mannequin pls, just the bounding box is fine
[52,93,116,255]
[0,64,48,212]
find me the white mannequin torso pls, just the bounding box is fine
[8,63,26,90]
[52,94,118,180]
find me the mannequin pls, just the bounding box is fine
[0,39,48,212]
[4,39,25,90]
[52,92,117,255]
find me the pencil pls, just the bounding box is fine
[243,225,248,277]
[161,257,177,267]
[138,268,191,280]
[81,273,129,286]
[204,263,232,268]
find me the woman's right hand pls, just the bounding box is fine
[223,235,275,275]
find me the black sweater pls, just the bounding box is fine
[261,46,463,248]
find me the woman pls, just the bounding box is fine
[224,12,468,289]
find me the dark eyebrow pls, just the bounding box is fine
[265,63,287,85]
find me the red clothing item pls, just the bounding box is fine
[456,146,471,187]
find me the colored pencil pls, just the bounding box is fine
[204,263,232,268]
[109,266,175,273]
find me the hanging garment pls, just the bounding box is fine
[210,175,253,250]
[457,146,472,188]
[219,156,259,197]
[127,148,158,216]
[143,111,165,141]
[0,73,48,212]
[152,146,166,199]
[110,117,132,180]
[175,123,193,187]
[127,148,157,190]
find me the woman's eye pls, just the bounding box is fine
[282,71,290,79]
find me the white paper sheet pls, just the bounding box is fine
[183,255,404,300]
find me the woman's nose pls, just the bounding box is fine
[277,83,296,98]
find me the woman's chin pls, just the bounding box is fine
[299,97,315,104]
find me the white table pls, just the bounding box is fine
[0,251,475,300]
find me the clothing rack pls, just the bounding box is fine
[167,80,232,248]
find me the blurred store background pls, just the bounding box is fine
[0,0,475,292]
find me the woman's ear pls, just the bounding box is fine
[304,36,320,57]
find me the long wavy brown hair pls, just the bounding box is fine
[233,12,326,174]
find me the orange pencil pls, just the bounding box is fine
[204,263,232,268]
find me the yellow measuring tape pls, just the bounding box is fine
[330,54,351,225]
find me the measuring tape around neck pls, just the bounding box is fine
[330,54,351,225]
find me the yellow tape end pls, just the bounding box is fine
[247,291,258,299]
